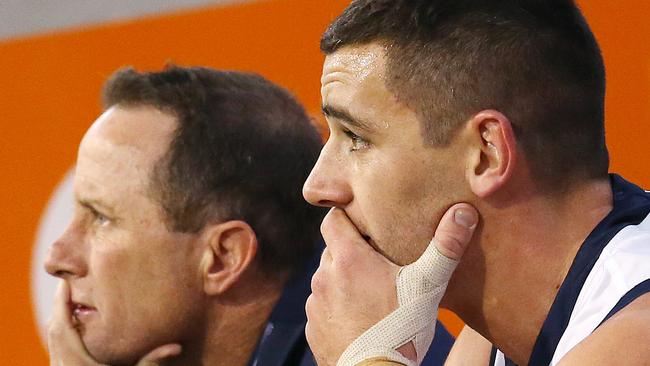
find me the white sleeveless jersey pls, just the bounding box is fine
[491,175,650,366]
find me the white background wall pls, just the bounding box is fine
[0,0,250,40]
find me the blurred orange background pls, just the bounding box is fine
[0,0,648,364]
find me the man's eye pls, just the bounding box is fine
[97,214,109,225]
[92,210,110,226]
[344,130,370,151]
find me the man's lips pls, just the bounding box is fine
[340,209,381,252]
[69,301,97,319]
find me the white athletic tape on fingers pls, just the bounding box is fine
[336,241,459,366]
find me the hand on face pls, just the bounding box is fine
[48,281,182,366]
[305,203,478,366]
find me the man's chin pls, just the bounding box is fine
[83,334,149,366]
[367,238,390,258]
[369,238,411,265]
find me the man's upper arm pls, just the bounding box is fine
[558,292,650,366]
[444,326,492,366]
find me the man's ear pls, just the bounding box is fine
[464,110,517,198]
[199,220,258,296]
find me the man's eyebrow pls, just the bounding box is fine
[79,198,114,215]
[321,105,373,131]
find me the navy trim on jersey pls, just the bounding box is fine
[490,346,518,366]
[247,242,319,366]
[598,278,650,327]
[490,347,497,365]
[248,241,457,366]
[522,175,650,366]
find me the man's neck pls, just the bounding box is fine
[445,177,613,365]
[166,274,285,366]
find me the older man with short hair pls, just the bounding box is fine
[45,65,457,366]
[45,66,325,366]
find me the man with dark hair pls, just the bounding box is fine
[303,0,650,365]
[45,65,458,366]
[44,66,326,366]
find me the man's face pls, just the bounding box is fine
[44,106,206,364]
[303,43,468,265]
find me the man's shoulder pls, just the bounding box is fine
[557,291,650,365]
[547,192,650,364]
[490,176,650,366]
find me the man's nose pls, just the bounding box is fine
[44,230,87,280]
[303,148,353,207]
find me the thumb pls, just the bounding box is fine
[135,344,182,366]
[403,203,478,287]
[432,203,479,261]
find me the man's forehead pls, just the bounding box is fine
[75,105,175,200]
[83,105,176,157]
[321,43,388,85]
[75,135,150,193]
[321,43,413,129]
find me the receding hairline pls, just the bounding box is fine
[86,104,177,153]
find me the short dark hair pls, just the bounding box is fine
[102,66,325,277]
[322,0,609,189]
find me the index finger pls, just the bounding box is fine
[320,207,374,258]
[47,281,97,366]
[49,281,74,334]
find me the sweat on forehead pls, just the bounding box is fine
[321,44,387,84]
[321,44,420,136]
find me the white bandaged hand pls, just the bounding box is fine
[336,240,459,366]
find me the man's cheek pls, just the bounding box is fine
[381,220,432,266]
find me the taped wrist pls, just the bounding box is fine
[336,241,459,366]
